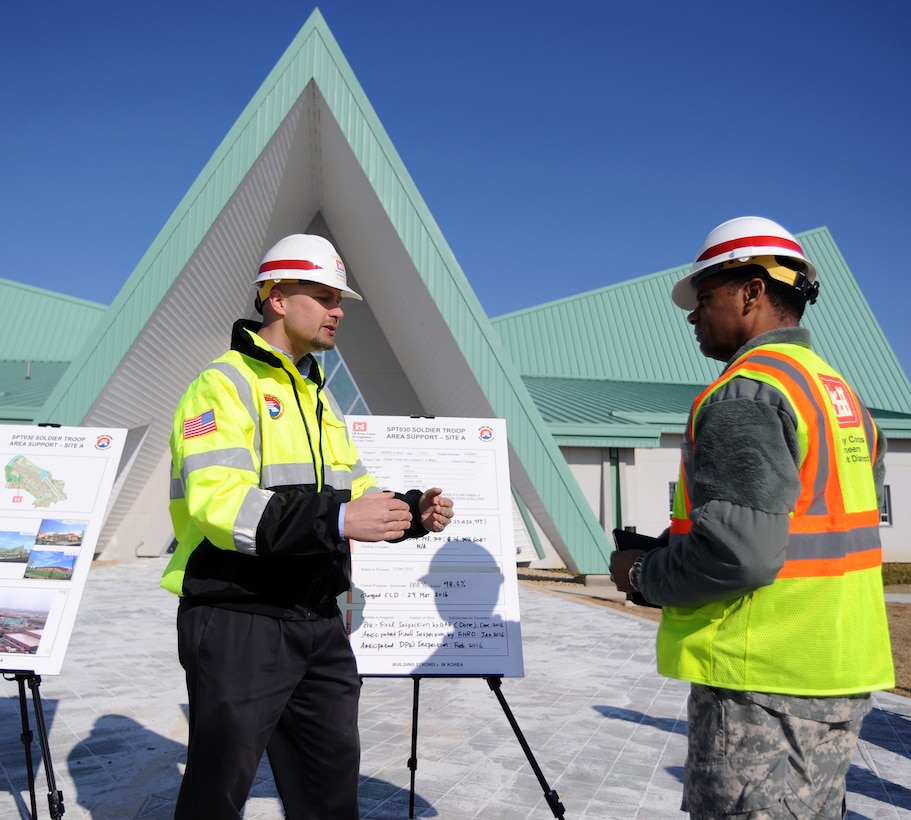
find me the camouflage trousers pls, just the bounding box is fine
[683,684,871,819]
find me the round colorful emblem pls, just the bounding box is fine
[265,395,283,419]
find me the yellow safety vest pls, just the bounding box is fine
[658,342,894,695]
[162,324,376,603]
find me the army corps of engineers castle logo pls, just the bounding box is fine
[819,374,860,427]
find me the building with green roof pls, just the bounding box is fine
[494,233,911,564]
[2,10,909,570]
[0,278,106,424]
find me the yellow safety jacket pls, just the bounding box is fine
[161,320,414,614]
[658,342,894,695]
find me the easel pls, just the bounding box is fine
[400,675,565,819]
[0,423,124,818]
[5,671,65,819]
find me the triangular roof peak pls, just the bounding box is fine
[36,10,607,570]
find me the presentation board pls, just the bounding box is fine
[0,425,126,675]
[339,416,524,677]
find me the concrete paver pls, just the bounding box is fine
[0,557,907,819]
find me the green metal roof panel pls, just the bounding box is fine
[0,278,106,361]
[869,408,911,439]
[523,376,700,424]
[0,361,71,422]
[493,264,717,385]
[494,228,911,415]
[523,374,911,442]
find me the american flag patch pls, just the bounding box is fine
[183,409,217,439]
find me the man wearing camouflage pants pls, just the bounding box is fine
[610,216,894,817]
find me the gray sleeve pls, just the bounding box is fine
[640,378,803,607]
[874,423,888,509]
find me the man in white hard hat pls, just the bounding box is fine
[162,234,454,819]
[610,217,894,818]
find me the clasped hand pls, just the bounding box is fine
[343,488,454,542]
[418,487,454,533]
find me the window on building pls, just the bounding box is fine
[315,348,371,416]
[880,485,892,525]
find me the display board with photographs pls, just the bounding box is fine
[0,426,126,675]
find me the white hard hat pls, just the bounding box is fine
[672,216,817,310]
[253,234,362,304]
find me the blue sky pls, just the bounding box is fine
[2,1,910,378]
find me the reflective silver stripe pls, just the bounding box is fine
[786,525,882,561]
[262,462,318,487]
[181,448,257,486]
[325,467,353,491]
[260,461,356,490]
[207,361,262,464]
[169,458,184,500]
[738,353,830,516]
[350,458,370,483]
[233,487,272,555]
[320,386,361,491]
[321,386,347,429]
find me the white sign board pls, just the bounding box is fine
[0,425,126,675]
[340,417,524,677]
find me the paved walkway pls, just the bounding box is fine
[0,557,908,819]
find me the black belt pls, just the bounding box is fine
[299,599,340,620]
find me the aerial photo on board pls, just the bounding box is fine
[4,456,67,508]
[0,589,54,656]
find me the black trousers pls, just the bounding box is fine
[175,603,362,819]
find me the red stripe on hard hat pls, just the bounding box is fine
[259,259,323,274]
[695,235,804,264]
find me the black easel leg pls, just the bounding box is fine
[15,675,38,819]
[486,677,566,819]
[26,675,65,819]
[408,677,420,820]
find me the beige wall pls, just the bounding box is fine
[560,437,911,564]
